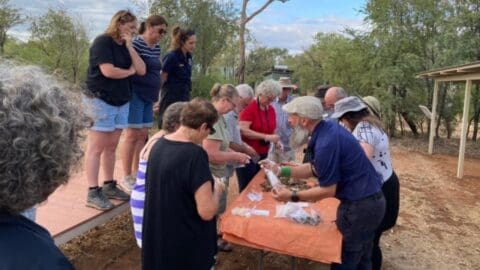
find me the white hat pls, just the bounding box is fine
[282,96,323,119]
[331,96,367,119]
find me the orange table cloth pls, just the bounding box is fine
[220,171,342,264]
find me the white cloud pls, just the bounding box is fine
[248,16,369,53]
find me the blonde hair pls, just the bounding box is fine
[105,10,137,40]
[210,83,239,102]
[170,26,196,51]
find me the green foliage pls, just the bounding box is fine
[191,73,225,99]
[29,8,89,84]
[0,0,23,54]
[245,46,288,85]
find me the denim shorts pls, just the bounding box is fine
[128,91,154,128]
[83,95,129,132]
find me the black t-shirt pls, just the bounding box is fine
[0,211,74,269]
[142,137,217,270]
[85,34,132,106]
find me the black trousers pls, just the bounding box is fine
[332,191,386,270]
[157,84,190,129]
[372,171,400,270]
[235,153,267,192]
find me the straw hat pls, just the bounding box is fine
[278,77,295,89]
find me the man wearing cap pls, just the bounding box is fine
[268,77,295,163]
[260,96,386,270]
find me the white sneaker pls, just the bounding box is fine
[122,174,136,192]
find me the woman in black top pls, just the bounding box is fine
[84,10,145,211]
[157,26,197,128]
[142,98,225,269]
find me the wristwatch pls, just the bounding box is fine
[291,190,299,202]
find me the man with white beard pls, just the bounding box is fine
[260,96,385,270]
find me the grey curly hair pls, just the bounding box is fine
[161,102,186,133]
[255,79,282,98]
[0,62,88,214]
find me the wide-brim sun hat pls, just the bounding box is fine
[362,95,381,118]
[278,77,295,89]
[282,96,323,119]
[330,96,367,119]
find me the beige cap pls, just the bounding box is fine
[282,96,323,119]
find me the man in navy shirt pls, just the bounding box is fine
[261,96,385,270]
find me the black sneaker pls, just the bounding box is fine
[86,187,114,210]
[102,180,130,201]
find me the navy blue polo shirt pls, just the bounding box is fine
[162,49,192,93]
[0,211,74,269]
[132,36,162,102]
[309,120,382,202]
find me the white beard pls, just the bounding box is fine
[289,126,310,150]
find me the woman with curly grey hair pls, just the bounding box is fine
[237,79,281,191]
[0,62,87,269]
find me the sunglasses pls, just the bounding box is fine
[206,123,216,135]
[158,28,167,35]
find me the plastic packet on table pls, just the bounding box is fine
[265,169,280,187]
[275,202,322,226]
[231,207,269,217]
[247,191,263,202]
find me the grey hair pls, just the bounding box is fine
[0,61,88,214]
[336,87,348,100]
[236,84,254,99]
[255,79,282,98]
[161,102,186,133]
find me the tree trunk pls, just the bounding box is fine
[236,1,248,84]
[0,30,6,54]
[401,112,418,136]
[435,85,447,138]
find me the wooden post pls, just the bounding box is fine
[428,81,439,154]
[457,80,472,178]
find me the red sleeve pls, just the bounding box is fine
[239,102,256,122]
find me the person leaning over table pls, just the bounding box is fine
[332,96,400,270]
[237,79,282,192]
[260,96,386,270]
[202,83,251,252]
[0,62,87,269]
[142,98,225,270]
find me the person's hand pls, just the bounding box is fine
[265,134,280,143]
[153,101,160,114]
[258,159,280,175]
[121,32,133,47]
[244,144,259,160]
[234,152,251,164]
[214,177,226,194]
[271,185,291,202]
[128,66,136,76]
[274,141,284,151]
[281,161,300,167]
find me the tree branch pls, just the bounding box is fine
[245,0,275,24]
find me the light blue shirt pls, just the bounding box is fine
[271,95,294,151]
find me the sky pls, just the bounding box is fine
[8,0,367,53]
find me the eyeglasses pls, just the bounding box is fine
[158,28,167,35]
[206,123,216,135]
